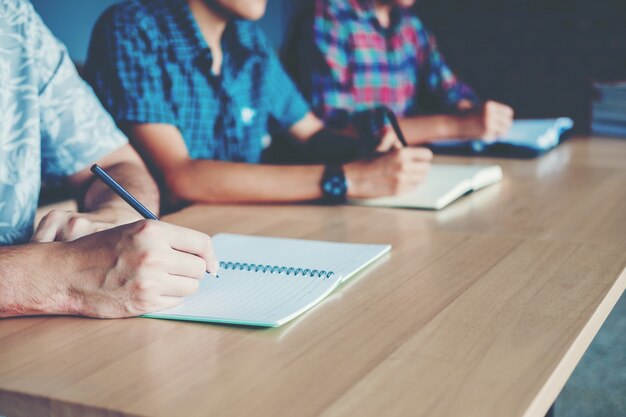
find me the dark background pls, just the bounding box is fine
[415,0,626,133]
[32,0,626,134]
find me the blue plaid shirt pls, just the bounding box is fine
[85,0,310,163]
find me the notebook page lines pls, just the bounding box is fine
[147,234,391,326]
[156,268,340,324]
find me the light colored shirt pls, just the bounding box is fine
[0,0,127,244]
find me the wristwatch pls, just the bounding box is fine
[320,165,348,204]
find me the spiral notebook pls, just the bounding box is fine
[144,234,391,327]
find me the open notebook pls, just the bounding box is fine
[144,234,390,327]
[350,164,502,210]
[430,118,574,158]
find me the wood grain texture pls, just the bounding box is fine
[1,137,625,417]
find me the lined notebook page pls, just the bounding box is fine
[144,234,390,327]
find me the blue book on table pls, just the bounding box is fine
[430,118,574,158]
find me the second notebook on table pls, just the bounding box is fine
[350,164,503,210]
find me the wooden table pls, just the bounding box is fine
[1,136,625,417]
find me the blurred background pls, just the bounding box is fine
[31,0,626,135]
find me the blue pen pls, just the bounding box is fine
[90,164,219,278]
[91,164,159,220]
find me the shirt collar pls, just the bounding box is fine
[346,0,406,32]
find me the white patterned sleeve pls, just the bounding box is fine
[29,2,128,180]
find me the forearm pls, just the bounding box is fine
[0,244,77,318]
[82,160,159,218]
[168,161,326,204]
[399,115,465,145]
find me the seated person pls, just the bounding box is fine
[0,0,218,319]
[85,0,433,206]
[287,0,515,145]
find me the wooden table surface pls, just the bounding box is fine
[1,136,625,417]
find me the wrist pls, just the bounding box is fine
[344,161,364,199]
[320,164,349,204]
[453,114,484,139]
[449,115,470,138]
[46,242,86,315]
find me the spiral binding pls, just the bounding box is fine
[219,261,335,279]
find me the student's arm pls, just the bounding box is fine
[404,24,514,144]
[32,145,160,242]
[0,221,218,319]
[130,122,324,203]
[126,120,432,204]
[398,101,515,145]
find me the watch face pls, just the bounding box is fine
[323,174,347,197]
[322,166,347,203]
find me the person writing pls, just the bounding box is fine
[287,0,515,145]
[85,0,433,207]
[0,0,219,319]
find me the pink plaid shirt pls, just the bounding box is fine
[291,0,479,124]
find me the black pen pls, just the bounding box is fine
[90,164,219,277]
[384,108,409,148]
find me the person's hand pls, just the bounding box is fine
[375,128,404,152]
[459,100,514,141]
[344,148,433,199]
[32,208,141,243]
[61,220,219,318]
[457,99,475,112]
